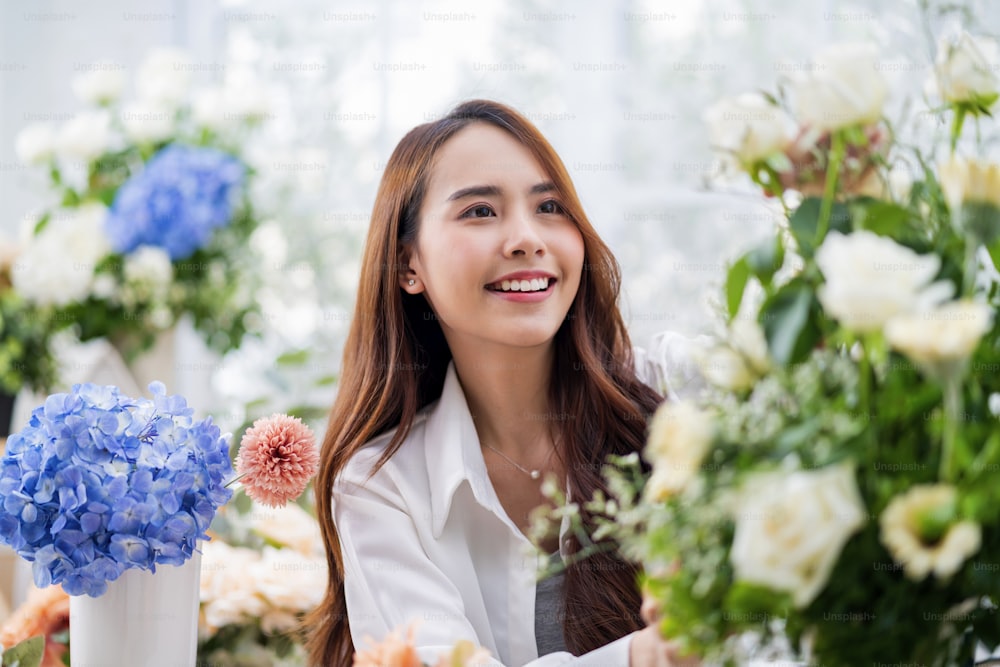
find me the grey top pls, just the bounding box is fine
[535,551,567,656]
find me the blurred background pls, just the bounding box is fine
[2,0,997,414]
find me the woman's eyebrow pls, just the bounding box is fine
[447,185,501,201]
[447,181,557,202]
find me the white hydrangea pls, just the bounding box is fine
[12,204,112,307]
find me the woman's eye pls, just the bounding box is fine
[538,200,565,215]
[462,205,495,218]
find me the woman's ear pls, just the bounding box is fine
[397,246,422,293]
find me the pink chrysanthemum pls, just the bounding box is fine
[235,414,319,508]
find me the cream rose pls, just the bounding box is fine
[815,230,953,332]
[791,43,888,131]
[928,32,1000,105]
[884,300,992,366]
[199,541,267,633]
[71,64,125,105]
[14,123,56,165]
[938,157,1000,211]
[704,93,793,168]
[643,401,714,500]
[879,484,982,581]
[250,501,323,556]
[730,462,867,608]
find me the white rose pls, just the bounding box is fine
[643,401,714,500]
[56,110,113,163]
[121,102,175,144]
[697,345,756,393]
[251,502,323,556]
[928,32,1000,105]
[199,541,267,632]
[253,547,326,614]
[71,64,125,105]
[704,93,793,167]
[14,123,56,165]
[938,156,1000,211]
[136,48,193,107]
[11,204,113,307]
[730,462,866,608]
[791,43,888,131]
[879,484,981,581]
[885,300,992,366]
[815,230,953,332]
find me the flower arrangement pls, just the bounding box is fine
[11,47,270,359]
[0,383,319,602]
[534,29,1000,667]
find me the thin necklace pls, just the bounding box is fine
[483,441,555,480]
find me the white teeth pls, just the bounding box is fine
[490,278,551,292]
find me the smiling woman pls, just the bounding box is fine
[307,100,699,667]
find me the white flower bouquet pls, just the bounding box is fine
[11,48,273,360]
[534,29,1000,667]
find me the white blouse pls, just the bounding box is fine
[334,332,704,666]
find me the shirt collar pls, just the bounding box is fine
[424,360,498,538]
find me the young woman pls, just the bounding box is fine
[307,100,701,666]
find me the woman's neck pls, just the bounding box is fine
[450,341,556,461]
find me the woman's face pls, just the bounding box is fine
[401,123,584,353]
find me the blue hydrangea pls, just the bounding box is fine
[105,145,245,261]
[0,382,233,597]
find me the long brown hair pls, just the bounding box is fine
[307,99,663,665]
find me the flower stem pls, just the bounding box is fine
[962,239,978,297]
[224,472,247,489]
[817,130,846,243]
[950,106,966,155]
[857,337,877,496]
[940,376,962,483]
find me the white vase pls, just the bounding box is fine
[69,550,201,667]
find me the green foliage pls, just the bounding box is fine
[1,636,44,667]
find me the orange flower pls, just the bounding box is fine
[353,625,423,667]
[0,584,70,667]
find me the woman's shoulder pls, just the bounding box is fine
[632,329,710,400]
[337,407,435,493]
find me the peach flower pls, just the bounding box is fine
[235,414,319,507]
[353,625,423,667]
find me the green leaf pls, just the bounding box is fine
[854,200,912,237]
[275,349,310,366]
[789,198,851,258]
[745,236,785,287]
[725,258,752,321]
[958,202,1000,245]
[2,635,45,667]
[760,281,821,365]
[314,374,338,387]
